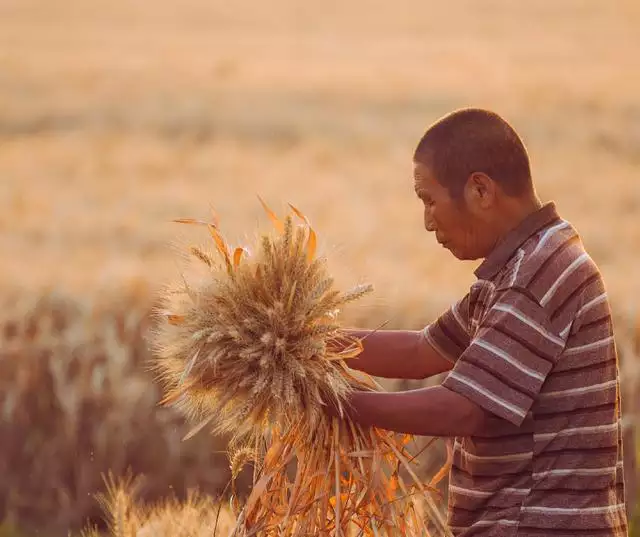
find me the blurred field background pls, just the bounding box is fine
[1,0,640,535]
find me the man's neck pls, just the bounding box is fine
[490,196,543,252]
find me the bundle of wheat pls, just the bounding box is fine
[151,199,450,537]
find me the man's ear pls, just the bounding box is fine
[464,172,496,210]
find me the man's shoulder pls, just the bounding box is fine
[493,220,606,326]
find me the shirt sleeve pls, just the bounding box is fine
[442,286,566,426]
[421,294,471,364]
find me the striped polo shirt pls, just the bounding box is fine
[423,202,628,537]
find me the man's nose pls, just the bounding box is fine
[424,211,436,232]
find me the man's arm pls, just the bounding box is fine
[340,385,506,437]
[344,329,453,380]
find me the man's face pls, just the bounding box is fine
[413,161,487,261]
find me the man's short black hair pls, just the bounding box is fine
[413,108,533,198]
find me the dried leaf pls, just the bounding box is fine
[244,472,273,521]
[287,203,308,223]
[288,203,316,260]
[172,218,218,227]
[386,475,399,500]
[233,247,247,269]
[307,227,317,261]
[328,493,349,508]
[429,440,454,488]
[207,225,232,273]
[258,195,284,233]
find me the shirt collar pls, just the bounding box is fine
[474,202,561,281]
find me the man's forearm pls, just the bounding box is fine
[345,385,503,437]
[344,329,452,380]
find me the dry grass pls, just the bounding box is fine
[0,288,233,536]
[80,474,235,537]
[151,203,449,536]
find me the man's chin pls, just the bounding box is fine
[447,245,475,261]
[452,249,482,262]
[444,243,459,258]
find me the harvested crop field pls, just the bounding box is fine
[1,0,639,535]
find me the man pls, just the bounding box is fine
[337,109,629,536]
